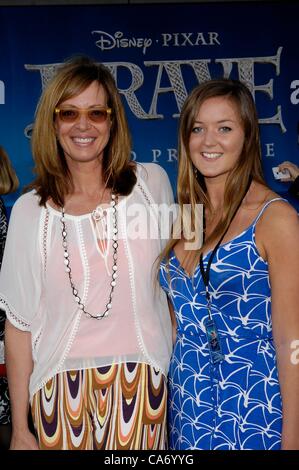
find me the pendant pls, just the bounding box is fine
[204,317,225,364]
[92,206,107,222]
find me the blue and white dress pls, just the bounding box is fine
[159,199,284,450]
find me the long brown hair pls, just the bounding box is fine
[0,146,19,195]
[30,55,136,207]
[161,78,265,273]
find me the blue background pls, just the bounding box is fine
[0,2,298,210]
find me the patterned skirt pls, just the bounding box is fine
[31,362,167,450]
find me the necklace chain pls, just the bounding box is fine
[60,193,118,320]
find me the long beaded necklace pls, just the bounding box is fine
[60,193,118,320]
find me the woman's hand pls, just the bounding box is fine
[278,161,299,182]
[10,429,39,450]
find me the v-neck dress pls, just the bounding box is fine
[159,198,285,450]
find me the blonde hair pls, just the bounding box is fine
[30,55,136,207]
[160,78,265,273]
[0,146,19,195]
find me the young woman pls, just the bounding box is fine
[0,56,174,450]
[159,79,299,450]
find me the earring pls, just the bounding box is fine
[194,167,198,178]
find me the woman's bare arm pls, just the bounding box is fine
[5,320,39,450]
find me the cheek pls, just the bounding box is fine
[234,130,245,152]
[54,122,65,141]
[100,125,111,144]
[189,135,200,155]
[232,138,245,159]
[54,117,61,132]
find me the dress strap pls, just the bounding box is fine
[253,197,288,227]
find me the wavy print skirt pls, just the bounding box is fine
[31,362,167,450]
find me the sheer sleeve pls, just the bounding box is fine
[136,163,176,246]
[0,192,43,332]
[140,163,174,206]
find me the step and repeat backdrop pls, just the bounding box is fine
[0,1,298,209]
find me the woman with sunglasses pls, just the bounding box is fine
[0,56,174,450]
[159,79,299,450]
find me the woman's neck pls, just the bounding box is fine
[69,161,106,197]
[204,176,226,213]
[61,160,111,214]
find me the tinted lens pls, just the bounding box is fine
[56,108,110,123]
[58,109,79,122]
[88,109,109,122]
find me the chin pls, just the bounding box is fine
[201,171,220,178]
[202,170,228,180]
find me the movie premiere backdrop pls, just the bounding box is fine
[0,1,298,210]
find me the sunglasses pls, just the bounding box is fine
[54,106,112,123]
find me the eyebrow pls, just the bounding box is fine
[59,104,107,109]
[194,119,236,124]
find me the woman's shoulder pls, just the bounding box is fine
[249,182,294,215]
[251,184,298,258]
[261,184,296,214]
[136,162,174,206]
[261,197,297,222]
[254,186,298,232]
[10,190,42,219]
[136,162,170,183]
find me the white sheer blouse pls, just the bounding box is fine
[0,163,174,399]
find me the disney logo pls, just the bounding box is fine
[92,30,152,55]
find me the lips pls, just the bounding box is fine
[72,137,96,144]
[201,152,222,160]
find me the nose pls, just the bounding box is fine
[75,112,91,130]
[203,128,217,146]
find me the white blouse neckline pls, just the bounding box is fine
[45,192,131,220]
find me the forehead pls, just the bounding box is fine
[196,96,240,121]
[61,81,107,106]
